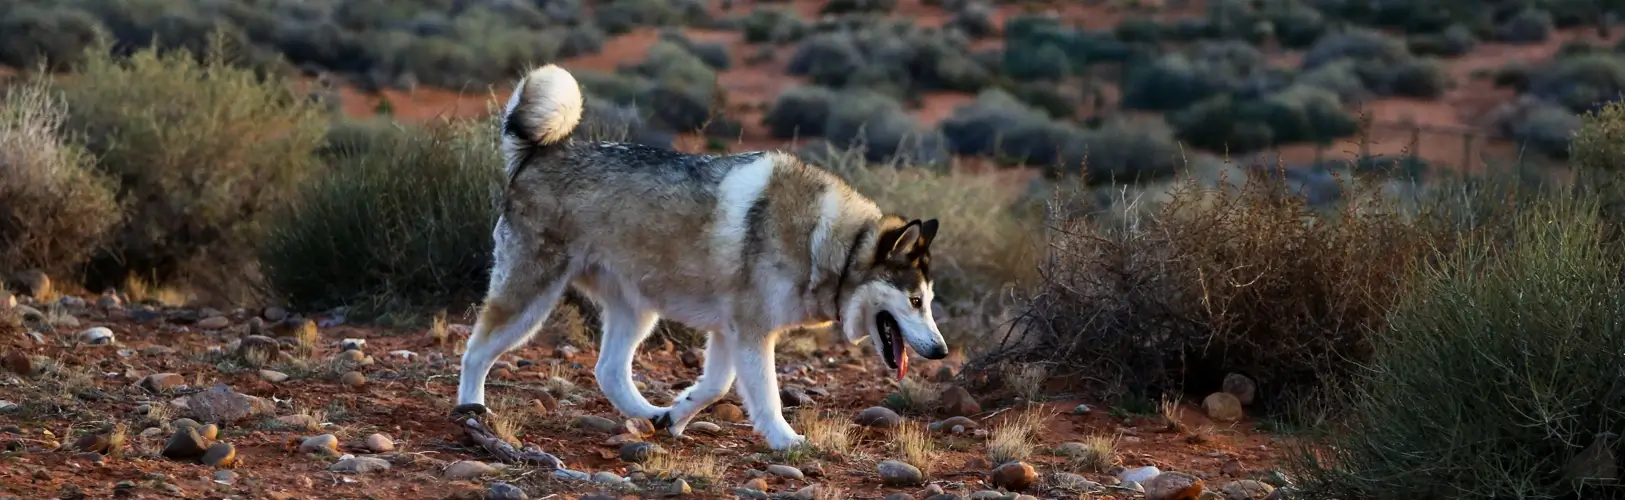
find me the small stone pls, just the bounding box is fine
[141,373,186,393]
[235,335,282,367]
[78,327,115,345]
[329,456,391,474]
[213,470,237,483]
[553,469,590,481]
[1120,466,1162,485]
[990,461,1038,491]
[170,418,201,430]
[742,477,770,491]
[201,442,236,467]
[679,348,703,368]
[569,415,621,433]
[2,351,35,376]
[339,371,366,387]
[591,471,625,484]
[1050,471,1096,491]
[766,464,804,479]
[688,421,722,434]
[258,370,288,383]
[854,406,902,428]
[968,491,1004,500]
[1145,471,1205,500]
[619,441,663,463]
[262,307,288,322]
[711,403,745,422]
[1203,392,1244,422]
[1222,373,1257,405]
[625,418,657,437]
[198,424,219,440]
[1260,470,1291,488]
[1220,480,1275,500]
[1073,403,1093,414]
[939,386,981,417]
[780,387,813,407]
[877,459,924,486]
[932,365,955,382]
[300,434,339,455]
[487,482,528,500]
[364,433,394,452]
[197,316,230,330]
[340,338,366,351]
[162,427,208,460]
[666,478,692,496]
[928,416,977,432]
[444,460,497,479]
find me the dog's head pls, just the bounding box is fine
[841,218,949,380]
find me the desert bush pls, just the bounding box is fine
[1121,41,1278,111]
[741,8,807,44]
[1169,85,1358,154]
[1573,100,1625,171]
[1005,82,1078,120]
[1301,29,1410,71]
[788,25,991,95]
[260,117,499,314]
[763,85,835,139]
[1527,53,1625,113]
[1406,24,1477,58]
[0,6,105,71]
[1004,42,1070,81]
[1294,60,1370,103]
[625,41,733,133]
[820,0,896,15]
[939,89,1183,183]
[982,165,1434,407]
[0,78,123,278]
[787,32,865,87]
[947,2,996,39]
[1292,197,1625,500]
[1373,58,1452,99]
[1495,7,1554,43]
[1112,18,1161,43]
[594,0,702,35]
[823,90,948,165]
[1492,97,1581,159]
[1266,3,1328,49]
[58,37,327,296]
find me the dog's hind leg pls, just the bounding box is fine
[455,254,572,415]
[653,330,734,437]
[729,327,806,450]
[593,298,665,419]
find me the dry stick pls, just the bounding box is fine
[457,416,565,470]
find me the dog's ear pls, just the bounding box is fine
[881,220,925,262]
[919,219,938,248]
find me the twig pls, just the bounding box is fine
[457,416,565,470]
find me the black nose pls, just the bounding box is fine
[923,344,949,360]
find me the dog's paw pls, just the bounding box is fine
[651,411,675,431]
[450,403,491,417]
[766,433,808,451]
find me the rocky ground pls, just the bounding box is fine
[2,284,1295,500]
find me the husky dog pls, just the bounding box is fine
[452,65,950,450]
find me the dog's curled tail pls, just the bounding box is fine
[501,64,583,166]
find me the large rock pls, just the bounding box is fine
[1145,471,1204,500]
[1222,373,1257,406]
[990,461,1037,491]
[877,459,924,486]
[186,383,274,424]
[162,427,208,460]
[939,386,981,417]
[1203,392,1244,422]
[854,406,902,428]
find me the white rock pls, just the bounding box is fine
[78,327,115,345]
[1119,466,1162,485]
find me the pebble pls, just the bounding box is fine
[1145,471,1204,500]
[258,370,288,383]
[201,442,236,467]
[553,469,590,481]
[667,478,692,496]
[1050,472,1097,491]
[340,338,366,351]
[487,482,528,500]
[2,351,34,377]
[339,371,366,387]
[140,373,185,393]
[1221,479,1276,499]
[742,477,770,491]
[688,421,722,434]
[198,424,219,440]
[928,416,977,432]
[329,456,392,474]
[711,402,745,422]
[213,470,236,484]
[1120,466,1162,484]
[877,459,924,486]
[619,441,663,463]
[364,433,395,452]
[300,434,339,455]
[569,415,621,433]
[939,386,981,417]
[766,464,804,479]
[591,471,625,484]
[197,316,230,330]
[779,387,814,407]
[990,461,1038,491]
[444,460,498,479]
[1073,403,1093,414]
[162,427,208,460]
[853,406,902,428]
[78,327,115,345]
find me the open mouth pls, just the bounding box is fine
[876,311,907,380]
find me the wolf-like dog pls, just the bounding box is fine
[452,64,950,450]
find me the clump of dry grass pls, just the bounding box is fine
[105,423,128,459]
[892,422,936,476]
[487,399,529,446]
[144,402,176,426]
[983,165,1438,406]
[122,275,188,307]
[1059,433,1119,473]
[644,451,723,486]
[883,376,940,414]
[293,405,328,433]
[1006,363,1049,402]
[987,410,1047,465]
[797,409,853,456]
[428,309,450,347]
[1160,394,1188,433]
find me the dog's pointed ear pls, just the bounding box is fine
[881,220,924,262]
[919,219,938,247]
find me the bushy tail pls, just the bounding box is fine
[500,64,583,172]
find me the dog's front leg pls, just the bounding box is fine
[729,328,806,450]
[654,330,734,437]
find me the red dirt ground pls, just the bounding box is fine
[1,297,1293,499]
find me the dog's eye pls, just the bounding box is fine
[909,297,922,309]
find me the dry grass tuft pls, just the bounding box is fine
[987,409,1047,465]
[1006,363,1049,402]
[644,451,723,486]
[1160,395,1188,433]
[122,275,188,307]
[295,405,328,433]
[1061,433,1119,473]
[884,376,941,414]
[892,422,937,476]
[145,402,176,426]
[797,409,854,456]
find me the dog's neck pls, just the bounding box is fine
[825,219,876,325]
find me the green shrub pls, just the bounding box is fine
[763,85,835,139]
[1406,24,1477,58]
[1266,3,1327,48]
[0,78,123,279]
[938,89,1182,183]
[786,32,865,86]
[1495,7,1554,44]
[820,0,896,15]
[823,90,947,165]
[625,41,732,133]
[947,2,996,39]
[1293,198,1625,500]
[1572,100,1625,170]
[1301,29,1409,70]
[1500,99,1582,159]
[260,118,500,314]
[1121,41,1274,111]
[58,37,327,295]
[1376,57,1452,99]
[1528,53,1625,113]
[0,6,105,71]
[741,7,807,44]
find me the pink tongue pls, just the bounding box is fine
[894,339,908,381]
